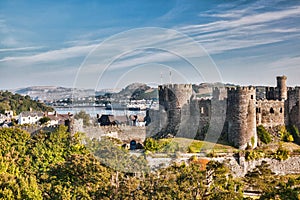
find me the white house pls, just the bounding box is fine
[18,111,44,125]
[46,111,71,127]
[0,114,8,124]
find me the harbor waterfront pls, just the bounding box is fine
[54,106,146,117]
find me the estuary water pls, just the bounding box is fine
[54,106,146,117]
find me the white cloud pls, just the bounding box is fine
[2,1,300,89]
[178,4,300,54]
[0,46,44,52]
[0,44,97,63]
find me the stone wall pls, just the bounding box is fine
[287,87,300,130]
[145,153,300,178]
[256,99,285,128]
[224,155,300,177]
[190,99,210,139]
[84,125,146,144]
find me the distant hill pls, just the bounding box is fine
[0,90,54,115]
[13,86,94,101]
[112,83,158,100]
[11,82,242,103]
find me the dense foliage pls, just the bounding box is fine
[289,125,300,144]
[1,126,300,199]
[144,138,180,153]
[257,125,272,144]
[74,110,91,126]
[279,126,294,142]
[0,90,54,115]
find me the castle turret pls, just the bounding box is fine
[158,84,193,136]
[277,75,287,100]
[226,86,257,149]
[287,87,300,132]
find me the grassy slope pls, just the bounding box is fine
[155,137,300,154]
[159,137,237,153]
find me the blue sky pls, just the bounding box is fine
[1,0,300,89]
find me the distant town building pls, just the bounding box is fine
[46,111,71,126]
[18,111,44,125]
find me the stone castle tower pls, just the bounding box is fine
[266,75,288,100]
[287,86,300,130]
[158,84,193,136]
[226,87,257,149]
[156,75,300,149]
[277,75,288,100]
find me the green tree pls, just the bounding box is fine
[39,116,51,125]
[206,161,243,200]
[243,161,278,196]
[86,138,149,174]
[289,125,300,144]
[74,110,91,126]
[0,90,53,115]
[260,177,300,199]
[45,154,113,199]
[257,125,272,144]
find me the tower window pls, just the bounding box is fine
[251,95,254,99]
[270,107,275,114]
[256,108,261,113]
[280,108,283,113]
[200,107,204,114]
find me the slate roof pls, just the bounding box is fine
[20,111,44,117]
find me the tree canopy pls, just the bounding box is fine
[0,90,53,115]
[1,126,300,199]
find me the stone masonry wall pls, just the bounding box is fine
[256,100,285,128]
[288,87,300,130]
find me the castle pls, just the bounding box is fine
[155,76,300,149]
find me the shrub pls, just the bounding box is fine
[74,110,91,126]
[144,138,179,153]
[289,125,300,143]
[39,116,50,125]
[245,150,265,161]
[257,125,272,144]
[274,145,290,161]
[144,138,159,152]
[279,126,294,142]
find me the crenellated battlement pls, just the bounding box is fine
[227,86,256,92]
[266,87,276,90]
[288,86,300,92]
[159,84,192,90]
[256,99,283,103]
[156,75,300,150]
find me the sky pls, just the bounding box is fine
[1,0,300,90]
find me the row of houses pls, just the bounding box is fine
[0,110,72,127]
[18,111,71,126]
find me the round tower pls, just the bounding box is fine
[226,86,257,149]
[158,84,193,136]
[277,75,287,100]
[159,84,193,110]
